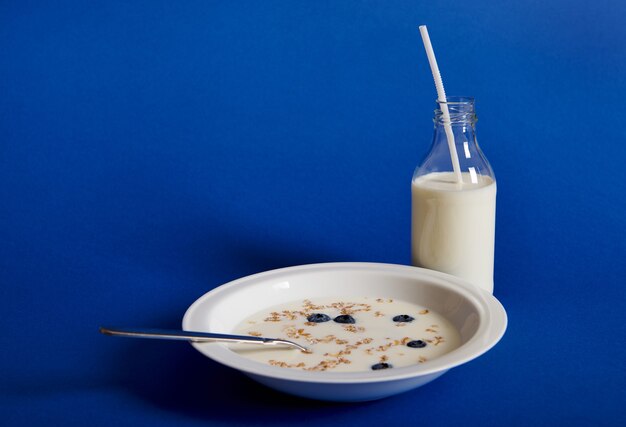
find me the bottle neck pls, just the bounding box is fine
[433,96,477,127]
[414,96,494,183]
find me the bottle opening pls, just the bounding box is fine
[437,96,475,105]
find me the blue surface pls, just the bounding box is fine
[1,1,625,425]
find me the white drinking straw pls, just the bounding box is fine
[419,25,463,185]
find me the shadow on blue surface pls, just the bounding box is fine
[108,320,369,424]
[106,235,362,423]
[113,340,351,420]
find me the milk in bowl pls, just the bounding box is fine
[231,297,461,372]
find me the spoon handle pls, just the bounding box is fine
[99,326,307,351]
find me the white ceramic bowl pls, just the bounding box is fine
[182,262,507,401]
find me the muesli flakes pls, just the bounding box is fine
[264,312,282,322]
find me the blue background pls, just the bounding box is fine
[1,1,625,426]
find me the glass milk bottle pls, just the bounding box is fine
[411,97,496,293]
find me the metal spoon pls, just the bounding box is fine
[99,326,308,352]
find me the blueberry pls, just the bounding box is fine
[306,313,331,323]
[333,314,356,324]
[392,314,415,323]
[407,340,427,348]
[371,363,392,370]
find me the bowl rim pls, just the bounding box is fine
[182,262,507,384]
